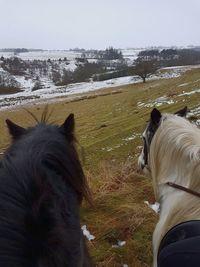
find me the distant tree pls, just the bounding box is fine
[1,57,27,75]
[60,70,74,85]
[0,72,20,92]
[52,70,62,85]
[93,66,132,81]
[58,62,104,85]
[81,53,86,59]
[73,63,104,82]
[75,57,88,63]
[133,59,158,83]
[160,49,178,60]
[14,48,29,53]
[32,80,43,91]
[177,49,200,65]
[138,50,159,60]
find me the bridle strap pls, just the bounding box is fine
[166,182,200,198]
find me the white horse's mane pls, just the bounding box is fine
[150,114,200,196]
[150,114,200,266]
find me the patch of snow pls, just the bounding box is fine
[102,143,123,152]
[148,65,200,83]
[178,88,200,96]
[137,98,175,108]
[162,65,200,70]
[14,76,35,90]
[178,83,189,87]
[156,96,169,102]
[0,50,82,61]
[0,67,7,73]
[87,58,98,64]
[112,240,126,248]
[190,106,200,116]
[144,201,160,213]
[81,225,95,241]
[65,60,77,71]
[123,136,136,141]
[102,133,140,152]
[196,120,200,126]
[123,133,140,141]
[188,107,200,125]
[137,101,145,107]
[58,60,78,72]
[0,71,20,89]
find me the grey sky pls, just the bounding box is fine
[1,0,200,49]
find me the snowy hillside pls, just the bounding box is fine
[0,64,199,111]
[0,48,200,111]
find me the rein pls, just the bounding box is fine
[166,182,200,198]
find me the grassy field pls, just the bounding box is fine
[0,68,200,266]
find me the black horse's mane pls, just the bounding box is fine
[0,110,92,267]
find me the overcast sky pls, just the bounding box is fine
[0,0,200,50]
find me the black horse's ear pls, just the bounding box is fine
[175,106,188,117]
[6,119,26,139]
[60,113,75,141]
[151,108,162,124]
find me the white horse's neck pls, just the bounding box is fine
[152,169,200,267]
[149,114,200,267]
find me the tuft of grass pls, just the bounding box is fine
[82,160,156,266]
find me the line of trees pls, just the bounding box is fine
[56,63,105,85]
[86,47,124,60]
[137,48,200,67]
[0,48,29,53]
[132,48,200,83]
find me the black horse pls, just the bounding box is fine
[0,112,92,267]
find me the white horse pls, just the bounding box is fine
[139,106,200,267]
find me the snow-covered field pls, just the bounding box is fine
[0,50,82,61]
[0,48,141,61]
[120,48,143,61]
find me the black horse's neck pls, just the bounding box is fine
[0,118,92,267]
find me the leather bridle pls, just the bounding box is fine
[166,182,200,198]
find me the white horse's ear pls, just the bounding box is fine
[60,113,75,141]
[6,119,26,139]
[151,108,162,124]
[175,106,188,117]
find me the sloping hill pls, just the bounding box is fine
[0,68,199,266]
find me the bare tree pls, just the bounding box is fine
[134,59,158,83]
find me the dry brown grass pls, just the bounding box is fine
[82,160,157,266]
